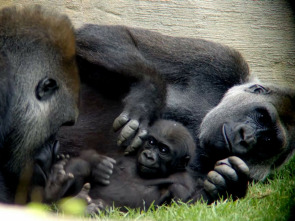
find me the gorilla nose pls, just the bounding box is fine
[143,150,155,161]
[237,124,256,146]
[62,106,79,126]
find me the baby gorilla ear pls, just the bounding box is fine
[175,155,190,171]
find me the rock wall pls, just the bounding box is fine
[1,0,295,86]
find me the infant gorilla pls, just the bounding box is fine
[136,119,195,179]
[44,119,248,212]
[44,120,196,208]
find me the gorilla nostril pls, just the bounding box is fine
[239,125,256,145]
[61,120,75,126]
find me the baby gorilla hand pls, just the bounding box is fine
[80,150,116,185]
[204,156,249,201]
[113,112,148,154]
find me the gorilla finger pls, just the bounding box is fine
[214,164,238,182]
[228,156,250,178]
[215,158,231,167]
[117,120,139,146]
[127,129,148,153]
[75,183,92,204]
[81,183,91,193]
[96,166,113,177]
[113,112,130,132]
[56,170,74,184]
[100,158,116,169]
[96,178,110,186]
[204,179,219,199]
[93,170,112,181]
[86,203,101,215]
[207,171,226,188]
[52,163,64,171]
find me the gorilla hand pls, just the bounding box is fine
[113,65,166,155]
[204,156,249,201]
[80,150,116,185]
[113,112,148,155]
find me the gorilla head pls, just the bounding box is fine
[137,120,196,178]
[0,5,79,180]
[199,81,295,180]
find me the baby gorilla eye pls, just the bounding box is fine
[148,137,157,146]
[158,144,170,154]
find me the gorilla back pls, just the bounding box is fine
[0,5,79,203]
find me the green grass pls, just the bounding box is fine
[43,155,295,220]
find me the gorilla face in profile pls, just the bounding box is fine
[0,5,79,203]
[199,81,295,180]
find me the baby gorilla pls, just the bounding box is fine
[137,120,195,179]
[46,119,248,212]
[44,120,196,210]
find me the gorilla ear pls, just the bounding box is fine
[177,155,191,171]
[184,156,191,167]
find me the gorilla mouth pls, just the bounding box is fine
[138,163,157,174]
[222,124,232,153]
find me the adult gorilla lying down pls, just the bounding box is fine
[50,25,295,209]
[0,5,79,203]
[70,25,295,182]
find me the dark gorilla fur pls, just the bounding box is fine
[55,25,251,209]
[0,5,79,203]
[80,119,197,209]
[61,25,295,184]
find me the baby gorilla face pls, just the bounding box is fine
[137,119,196,178]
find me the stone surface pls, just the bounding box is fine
[1,0,295,86]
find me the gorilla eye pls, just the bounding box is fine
[158,144,170,154]
[246,84,270,94]
[260,136,273,146]
[35,77,59,101]
[148,137,157,146]
[256,108,272,126]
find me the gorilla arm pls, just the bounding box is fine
[76,26,167,154]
